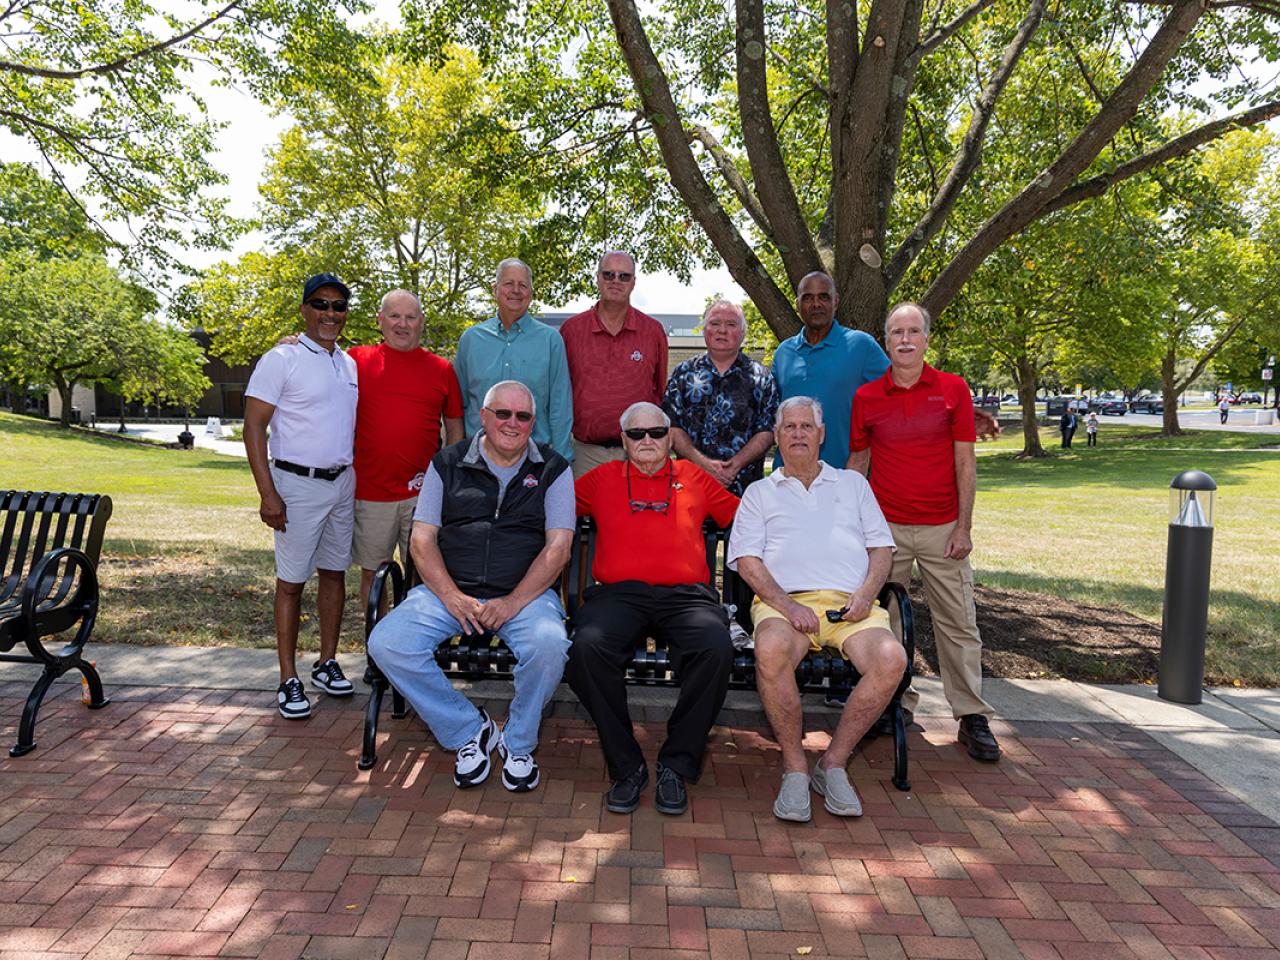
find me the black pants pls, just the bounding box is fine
[567,581,732,782]
[1061,427,1075,447]
[1086,432,1097,446]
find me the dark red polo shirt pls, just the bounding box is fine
[575,458,739,585]
[560,304,668,444]
[849,364,976,525]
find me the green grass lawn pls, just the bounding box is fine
[3,411,1278,683]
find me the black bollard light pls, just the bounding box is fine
[1158,470,1216,704]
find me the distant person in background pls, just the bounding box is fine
[1219,396,1230,424]
[1085,412,1098,447]
[1059,408,1077,448]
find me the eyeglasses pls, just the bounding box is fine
[627,467,672,514]
[305,298,349,313]
[484,407,533,423]
[599,270,634,282]
[623,426,669,440]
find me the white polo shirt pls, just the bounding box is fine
[727,462,895,594]
[245,334,358,468]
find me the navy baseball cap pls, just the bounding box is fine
[302,272,351,301]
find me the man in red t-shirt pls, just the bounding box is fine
[349,290,464,612]
[560,251,668,479]
[569,401,739,817]
[848,303,999,762]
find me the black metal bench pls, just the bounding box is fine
[359,518,914,790]
[0,490,112,757]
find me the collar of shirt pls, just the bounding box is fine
[484,312,533,339]
[696,351,749,378]
[795,322,840,354]
[881,362,939,394]
[588,303,638,335]
[624,459,673,481]
[462,432,544,467]
[298,333,339,356]
[769,461,839,490]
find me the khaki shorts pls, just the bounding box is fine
[751,589,893,654]
[271,465,355,584]
[572,439,627,479]
[351,497,417,571]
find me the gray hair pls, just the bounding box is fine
[885,301,932,337]
[378,289,422,313]
[494,257,533,287]
[619,401,671,431]
[702,299,746,347]
[482,380,536,417]
[775,396,824,431]
[597,250,636,273]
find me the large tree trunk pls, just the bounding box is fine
[54,377,74,429]
[1160,350,1182,436]
[1014,352,1046,458]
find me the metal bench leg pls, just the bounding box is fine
[358,679,386,771]
[10,667,58,757]
[73,657,110,709]
[391,689,407,719]
[890,702,911,792]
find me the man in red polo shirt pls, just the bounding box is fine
[349,290,463,612]
[569,401,739,816]
[560,251,669,479]
[847,302,999,762]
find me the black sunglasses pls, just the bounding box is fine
[485,407,533,423]
[599,270,634,282]
[627,467,672,514]
[624,426,669,440]
[306,298,349,313]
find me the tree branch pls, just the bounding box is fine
[911,0,999,63]
[0,0,245,80]
[735,0,822,288]
[921,0,1207,318]
[887,0,1045,287]
[687,123,773,237]
[605,0,800,337]
[1041,97,1280,216]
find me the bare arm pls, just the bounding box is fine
[410,521,484,634]
[845,447,870,475]
[735,556,820,634]
[726,430,775,478]
[243,397,285,531]
[946,441,976,560]
[476,528,574,631]
[443,416,464,446]
[974,408,1001,439]
[843,546,892,622]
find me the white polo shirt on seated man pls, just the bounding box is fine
[726,396,903,824]
[244,272,360,720]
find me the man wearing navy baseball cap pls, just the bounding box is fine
[244,273,361,719]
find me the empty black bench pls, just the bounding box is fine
[1,490,112,756]
[359,518,914,790]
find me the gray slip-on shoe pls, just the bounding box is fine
[811,762,862,817]
[772,771,812,822]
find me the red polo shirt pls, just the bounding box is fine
[575,459,739,585]
[560,304,668,444]
[349,343,463,501]
[849,364,975,525]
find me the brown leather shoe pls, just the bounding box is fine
[958,714,1000,761]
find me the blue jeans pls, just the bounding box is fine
[368,586,569,755]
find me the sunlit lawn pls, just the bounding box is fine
[3,411,1278,683]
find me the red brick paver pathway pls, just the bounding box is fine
[2,683,1279,959]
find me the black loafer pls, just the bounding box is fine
[958,714,1000,762]
[654,763,688,816]
[606,764,649,814]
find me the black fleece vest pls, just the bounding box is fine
[434,439,570,598]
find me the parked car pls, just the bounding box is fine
[1096,399,1128,416]
[1130,396,1164,414]
[1236,392,1262,404]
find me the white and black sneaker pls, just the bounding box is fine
[311,658,354,696]
[497,735,540,793]
[277,678,311,719]
[453,708,497,788]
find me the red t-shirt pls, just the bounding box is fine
[349,343,463,501]
[849,364,976,525]
[575,459,739,586]
[560,305,668,444]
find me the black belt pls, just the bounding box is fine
[274,459,349,481]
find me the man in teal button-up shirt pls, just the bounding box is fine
[454,258,574,461]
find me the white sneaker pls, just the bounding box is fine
[276,678,311,720]
[453,708,497,788]
[310,658,354,696]
[497,735,540,793]
[811,762,862,817]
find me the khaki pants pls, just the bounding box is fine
[890,520,992,719]
[572,439,627,479]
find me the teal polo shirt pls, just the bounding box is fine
[453,312,574,461]
[771,322,889,467]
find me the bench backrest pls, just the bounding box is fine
[0,491,113,607]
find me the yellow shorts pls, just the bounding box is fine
[751,589,893,654]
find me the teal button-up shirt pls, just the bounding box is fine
[454,312,574,461]
[771,322,889,467]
